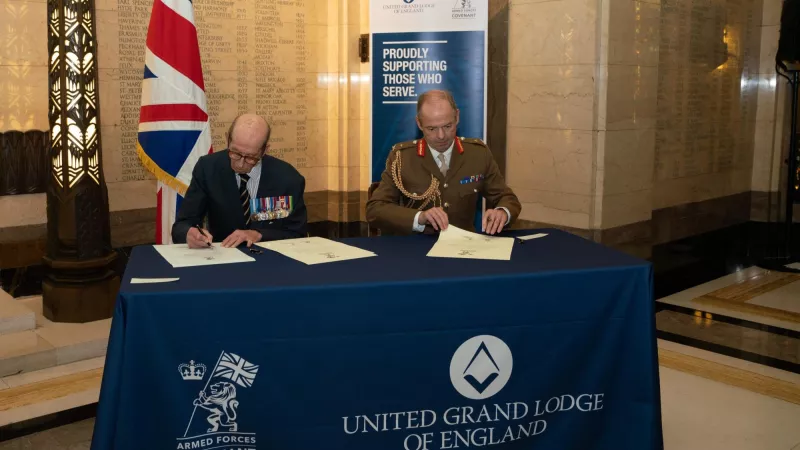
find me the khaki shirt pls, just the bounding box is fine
[366,137,521,235]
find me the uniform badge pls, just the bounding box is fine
[459,174,485,185]
[249,195,294,221]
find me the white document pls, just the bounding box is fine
[427,225,514,261]
[517,233,548,241]
[130,277,180,284]
[257,236,376,265]
[153,244,255,268]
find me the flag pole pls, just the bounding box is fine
[183,350,225,438]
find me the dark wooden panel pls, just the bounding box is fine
[0,130,49,196]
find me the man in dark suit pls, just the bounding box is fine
[172,114,307,248]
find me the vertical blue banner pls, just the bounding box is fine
[371,32,485,181]
[370,0,488,182]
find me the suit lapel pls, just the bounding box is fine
[421,151,444,182]
[445,141,466,182]
[256,156,269,198]
[217,151,244,226]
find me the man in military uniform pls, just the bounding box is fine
[366,90,521,235]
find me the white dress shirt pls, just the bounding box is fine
[234,159,262,198]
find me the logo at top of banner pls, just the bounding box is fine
[452,0,478,19]
[450,335,513,400]
[403,0,414,3]
[176,351,259,450]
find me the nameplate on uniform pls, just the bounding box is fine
[249,195,294,221]
[459,174,485,185]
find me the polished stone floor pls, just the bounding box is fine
[0,418,92,449]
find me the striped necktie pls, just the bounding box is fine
[239,173,251,225]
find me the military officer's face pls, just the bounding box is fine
[416,100,460,152]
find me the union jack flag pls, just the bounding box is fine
[213,352,259,388]
[137,0,212,244]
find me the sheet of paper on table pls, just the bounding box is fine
[256,236,377,265]
[518,233,548,241]
[130,277,180,284]
[427,225,514,261]
[153,244,255,268]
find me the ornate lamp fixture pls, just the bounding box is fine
[44,0,119,322]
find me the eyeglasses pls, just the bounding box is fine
[229,150,261,165]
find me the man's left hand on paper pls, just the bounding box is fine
[482,208,508,235]
[221,229,262,248]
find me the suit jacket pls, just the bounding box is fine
[366,137,521,235]
[172,150,307,244]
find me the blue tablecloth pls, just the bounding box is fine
[91,229,662,450]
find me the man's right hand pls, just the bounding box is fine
[187,227,213,249]
[419,207,449,231]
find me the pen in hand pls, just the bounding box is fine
[193,225,212,247]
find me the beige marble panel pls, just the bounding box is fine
[346,168,365,200]
[509,0,597,66]
[345,0,360,26]
[601,189,652,229]
[759,25,779,76]
[750,120,777,193]
[346,119,362,168]
[95,0,118,11]
[0,290,35,336]
[513,187,591,229]
[653,169,752,210]
[107,179,157,211]
[96,9,121,70]
[0,0,47,66]
[304,23,333,74]
[97,70,122,132]
[761,0,782,26]
[0,330,56,378]
[300,166,327,193]
[506,127,594,196]
[608,0,660,67]
[0,65,49,131]
[654,145,714,182]
[603,128,655,195]
[507,65,595,131]
[755,76,777,123]
[0,193,45,228]
[306,0,330,26]
[606,64,658,130]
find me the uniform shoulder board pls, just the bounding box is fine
[391,140,417,151]
[460,137,488,148]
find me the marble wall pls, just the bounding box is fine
[0,0,372,234]
[653,0,762,211]
[506,0,774,236]
[506,0,599,230]
[750,0,794,222]
[0,0,49,230]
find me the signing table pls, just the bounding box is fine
[91,230,662,450]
